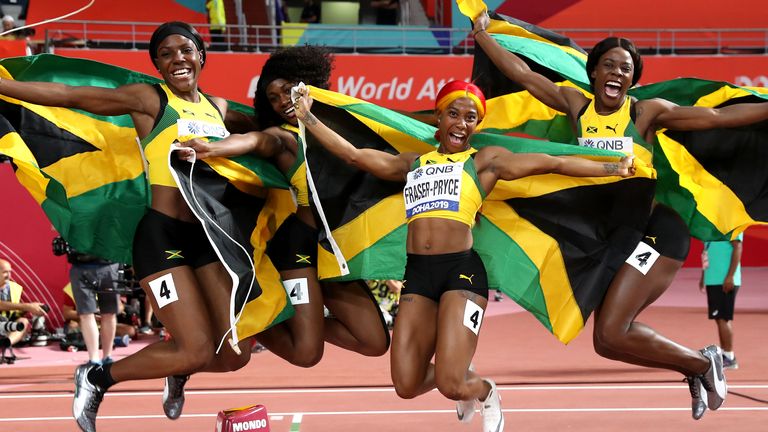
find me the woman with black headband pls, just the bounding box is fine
[472,10,768,420]
[177,46,391,369]
[0,21,279,431]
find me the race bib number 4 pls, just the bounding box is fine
[463,299,484,335]
[282,278,310,305]
[148,273,179,308]
[404,162,463,218]
[626,241,661,275]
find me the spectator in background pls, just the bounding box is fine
[68,250,122,366]
[62,282,137,341]
[206,0,227,50]
[0,15,34,55]
[300,0,321,23]
[371,0,399,25]
[700,234,743,370]
[0,258,47,347]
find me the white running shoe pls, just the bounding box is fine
[72,363,105,432]
[456,363,477,423]
[480,379,504,432]
[699,345,727,410]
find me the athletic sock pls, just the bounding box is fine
[87,362,116,390]
[723,351,735,360]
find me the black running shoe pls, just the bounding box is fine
[72,364,105,432]
[684,375,707,420]
[163,374,189,420]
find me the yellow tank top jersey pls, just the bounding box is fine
[281,124,310,207]
[575,96,653,166]
[140,83,229,187]
[404,148,485,227]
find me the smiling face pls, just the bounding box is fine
[155,34,202,98]
[590,47,635,112]
[266,78,298,126]
[435,97,480,153]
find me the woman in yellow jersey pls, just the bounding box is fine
[472,10,768,420]
[178,46,390,368]
[293,80,634,432]
[0,22,281,432]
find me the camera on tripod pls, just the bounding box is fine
[0,320,25,336]
[79,265,138,295]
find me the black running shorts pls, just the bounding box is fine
[642,204,691,261]
[706,285,739,321]
[266,214,319,271]
[132,208,220,280]
[402,249,489,302]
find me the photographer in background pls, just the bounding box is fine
[0,257,48,348]
[56,237,122,366]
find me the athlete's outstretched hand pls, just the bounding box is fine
[292,85,314,122]
[618,155,636,177]
[473,9,490,35]
[176,138,219,161]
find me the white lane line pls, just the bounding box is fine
[2,406,768,422]
[2,383,767,399]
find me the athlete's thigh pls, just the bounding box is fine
[435,290,486,373]
[141,265,213,349]
[391,294,439,377]
[277,266,325,338]
[598,256,683,325]
[323,280,383,332]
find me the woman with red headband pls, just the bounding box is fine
[293,80,634,431]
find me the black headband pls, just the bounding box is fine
[149,23,205,68]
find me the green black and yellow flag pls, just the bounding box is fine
[300,87,435,281]
[459,0,768,242]
[0,54,293,341]
[302,86,655,343]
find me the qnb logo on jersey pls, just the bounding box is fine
[177,119,229,139]
[412,167,424,180]
[577,137,633,154]
[423,165,455,175]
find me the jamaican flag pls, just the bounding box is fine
[300,87,436,281]
[0,55,151,264]
[170,152,295,349]
[459,0,768,242]
[632,81,768,240]
[0,54,294,341]
[302,86,655,343]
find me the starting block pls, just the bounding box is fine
[215,404,270,432]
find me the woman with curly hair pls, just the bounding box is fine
[179,46,390,368]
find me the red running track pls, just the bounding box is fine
[1,268,767,431]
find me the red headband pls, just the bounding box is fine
[435,80,486,119]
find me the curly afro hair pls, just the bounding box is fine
[254,45,334,129]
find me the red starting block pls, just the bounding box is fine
[215,404,270,432]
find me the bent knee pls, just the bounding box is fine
[290,346,324,368]
[393,381,421,400]
[593,325,628,356]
